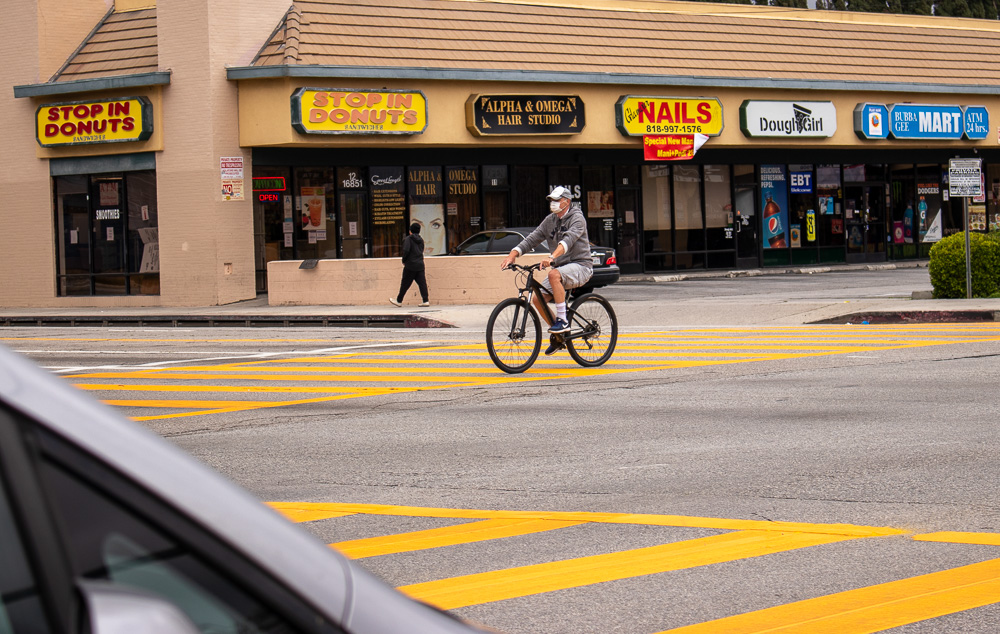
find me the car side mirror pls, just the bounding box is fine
[79,581,201,634]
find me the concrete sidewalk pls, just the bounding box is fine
[2,261,998,329]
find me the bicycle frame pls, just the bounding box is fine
[506,264,592,346]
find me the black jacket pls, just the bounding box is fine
[401,233,425,271]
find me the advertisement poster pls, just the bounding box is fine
[300,187,326,231]
[925,208,943,241]
[893,221,905,244]
[588,191,614,218]
[760,165,789,248]
[790,225,802,248]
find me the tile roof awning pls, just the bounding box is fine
[13,7,166,99]
[226,0,1000,95]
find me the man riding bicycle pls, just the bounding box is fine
[500,186,593,355]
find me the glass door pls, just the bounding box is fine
[615,185,641,274]
[734,165,759,268]
[845,184,887,262]
[91,177,127,294]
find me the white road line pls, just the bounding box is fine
[44,341,431,373]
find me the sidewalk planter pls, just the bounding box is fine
[267,254,545,306]
[928,231,1000,298]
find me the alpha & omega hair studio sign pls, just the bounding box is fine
[466,95,585,136]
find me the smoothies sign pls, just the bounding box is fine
[291,88,427,135]
[616,96,723,137]
[36,97,153,147]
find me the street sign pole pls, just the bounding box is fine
[964,197,972,299]
[948,158,983,300]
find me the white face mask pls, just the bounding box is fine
[549,200,563,213]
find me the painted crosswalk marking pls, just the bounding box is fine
[50,324,1000,420]
[267,502,1000,633]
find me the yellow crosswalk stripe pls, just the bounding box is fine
[331,517,587,559]
[62,325,1000,420]
[398,530,856,610]
[657,558,1000,634]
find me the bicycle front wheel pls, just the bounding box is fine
[566,293,618,367]
[486,298,541,373]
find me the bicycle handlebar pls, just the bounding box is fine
[502,262,542,273]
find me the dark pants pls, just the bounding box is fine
[397,268,428,303]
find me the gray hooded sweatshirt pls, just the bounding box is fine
[513,205,593,273]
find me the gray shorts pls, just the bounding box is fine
[540,262,593,294]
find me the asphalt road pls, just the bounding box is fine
[4,269,1000,633]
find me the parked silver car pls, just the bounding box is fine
[0,344,490,634]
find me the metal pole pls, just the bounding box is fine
[964,196,972,299]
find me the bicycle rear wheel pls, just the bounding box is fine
[486,298,541,373]
[566,293,618,367]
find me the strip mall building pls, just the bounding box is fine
[4,0,1000,307]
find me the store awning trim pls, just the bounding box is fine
[13,72,171,99]
[225,65,1000,96]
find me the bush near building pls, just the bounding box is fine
[928,231,1000,298]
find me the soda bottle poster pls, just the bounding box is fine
[760,165,789,248]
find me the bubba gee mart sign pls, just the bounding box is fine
[466,95,584,136]
[739,101,837,138]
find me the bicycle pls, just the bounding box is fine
[486,262,618,374]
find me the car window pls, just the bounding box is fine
[490,232,527,253]
[34,452,318,634]
[455,232,492,254]
[0,467,52,634]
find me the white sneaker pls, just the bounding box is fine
[419,301,430,307]
[389,297,402,307]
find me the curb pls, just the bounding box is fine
[0,314,456,329]
[811,310,1000,325]
[618,261,927,284]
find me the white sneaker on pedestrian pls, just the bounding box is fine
[419,301,430,307]
[389,297,402,307]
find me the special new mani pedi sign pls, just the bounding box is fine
[291,88,427,135]
[36,97,153,147]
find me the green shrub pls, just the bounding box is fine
[928,231,1000,298]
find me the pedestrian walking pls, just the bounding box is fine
[390,222,430,307]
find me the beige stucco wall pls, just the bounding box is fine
[0,3,61,308]
[239,79,999,152]
[268,253,547,306]
[153,0,289,307]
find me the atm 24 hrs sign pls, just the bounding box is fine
[35,97,153,147]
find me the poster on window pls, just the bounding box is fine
[587,191,614,218]
[300,187,326,231]
[760,165,789,248]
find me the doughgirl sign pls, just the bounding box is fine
[291,88,427,135]
[35,97,153,147]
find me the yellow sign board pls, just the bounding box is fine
[616,96,723,137]
[36,97,153,147]
[292,88,427,135]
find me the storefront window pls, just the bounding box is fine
[408,166,446,255]
[512,166,546,228]
[816,165,843,253]
[294,168,336,259]
[642,165,672,270]
[370,166,406,258]
[673,165,704,259]
[583,166,614,249]
[445,166,480,252]
[251,167,290,292]
[988,164,1000,232]
[704,165,731,252]
[54,171,158,296]
[482,165,509,230]
[337,166,368,259]
[915,164,945,255]
[787,164,815,261]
